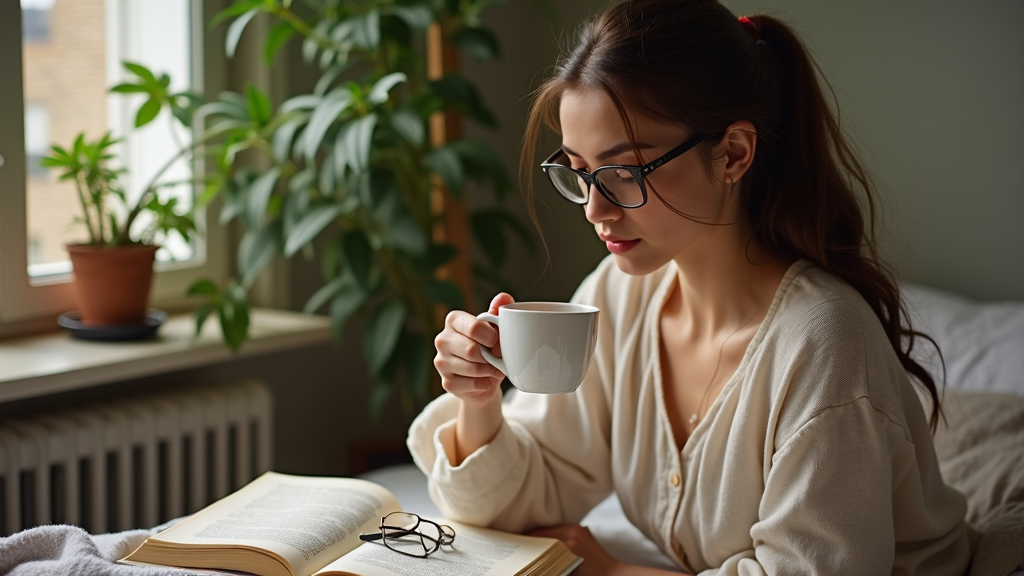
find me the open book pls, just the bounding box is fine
[121,471,581,576]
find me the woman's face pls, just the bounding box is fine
[558,88,736,276]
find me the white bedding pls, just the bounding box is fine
[364,283,1024,575]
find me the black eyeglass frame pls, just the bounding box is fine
[358,512,456,558]
[540,133,707,209]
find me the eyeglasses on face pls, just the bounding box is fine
[358,511,456,558]
[540,133,706,209]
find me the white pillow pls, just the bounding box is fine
[902,283,1024,397]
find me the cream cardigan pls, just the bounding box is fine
[407,257,972,575]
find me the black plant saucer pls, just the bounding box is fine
[57,309,169,342]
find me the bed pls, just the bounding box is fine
[363,282,1024,576]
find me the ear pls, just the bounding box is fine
[713,120,757,184]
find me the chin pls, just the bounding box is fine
[610,252,670,277]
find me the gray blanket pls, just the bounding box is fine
[0,524,199,576]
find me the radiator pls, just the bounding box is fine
[0,380,273,536]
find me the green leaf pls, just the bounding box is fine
[453,27,500,60]
[263,20,296,66]
[246,167,281,228]
[169,101,193,128]
[210,0,264,27]
[284,204,345,257]
[390,108,424,146]
[110,82,148,94]
[271,115,307,160]
[187,277,219,297]
[219,285,251,352]
[367,72,407,105]
[344,114,377,173]
[303,275,345,314]
[424,146,463,197]
[430,74,497,128]
[383,5,433,30]
[384,215,427,255]
[196,100,249,122]
[313,63,351,97]
[329,284,367,344]
[122,61,158,85]
[342,230,373,288]
[193,302,215,337]
[245,83,272,127]
[226,7,260,58]
[352,9,381,50]
[281,95,319,114]
[238,222,280,289]
[321,236,343,280]
[449,138,511,196]
[363,299,406,374]
[423,279,464,309]
[412,243,459,273]
[303,88,353,162]
[135,97,162,128]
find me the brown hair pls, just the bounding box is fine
[521,0,945,430]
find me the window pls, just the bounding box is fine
[0,0,227,327]
[21,0,52,42]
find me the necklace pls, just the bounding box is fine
[687,303,763,428]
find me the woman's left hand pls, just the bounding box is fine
[527,524,624,576]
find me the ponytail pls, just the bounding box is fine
[521,0,945,431]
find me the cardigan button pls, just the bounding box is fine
[670,473,680,487]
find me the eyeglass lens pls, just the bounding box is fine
[380,512,450,557]
[546,164,644,208]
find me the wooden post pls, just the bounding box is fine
[427,22,473,312]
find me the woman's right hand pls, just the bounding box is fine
[433,293,515,408]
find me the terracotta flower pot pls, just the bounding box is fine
[66,244,159,325]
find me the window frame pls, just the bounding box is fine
[0,0,229,328]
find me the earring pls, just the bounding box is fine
[728,174,736,191]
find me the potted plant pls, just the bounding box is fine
[185,0,535,417]
[42,63,199,327]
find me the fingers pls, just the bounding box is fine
[488,292,515,315]
[445,310,499,350]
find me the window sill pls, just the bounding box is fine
[0,308,331,403]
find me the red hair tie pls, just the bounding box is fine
[738,16,760,43]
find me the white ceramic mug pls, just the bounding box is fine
[476,302,600,394]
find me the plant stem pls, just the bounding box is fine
[120,128,227,244]
[74,174,97,244]
[272,6,335,51]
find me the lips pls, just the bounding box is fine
[603,238,641,254]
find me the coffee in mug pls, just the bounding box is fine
[476,302,599,394]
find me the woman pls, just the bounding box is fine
[409,0,972,573]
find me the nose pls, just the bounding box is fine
[584,182,622,225]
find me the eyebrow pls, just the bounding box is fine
[561,141,657,162]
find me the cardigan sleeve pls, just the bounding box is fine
[406,262,618,533]
[704,398,903,575]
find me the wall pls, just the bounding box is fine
[465,0,1024,302]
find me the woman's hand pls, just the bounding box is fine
[433,293,514,408]
[528,525,690,576]
[528,525,625,576]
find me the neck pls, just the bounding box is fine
[669,225,789,338]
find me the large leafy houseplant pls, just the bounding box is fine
[188,0,534,416]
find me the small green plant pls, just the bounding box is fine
[41,62,199,248]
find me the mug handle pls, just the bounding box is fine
[475,312,507,377]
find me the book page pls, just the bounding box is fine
[316,520,560,576]
[145,472,401,576]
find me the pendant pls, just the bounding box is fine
[688,413,698,426]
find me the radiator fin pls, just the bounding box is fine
[0,380,273,535]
